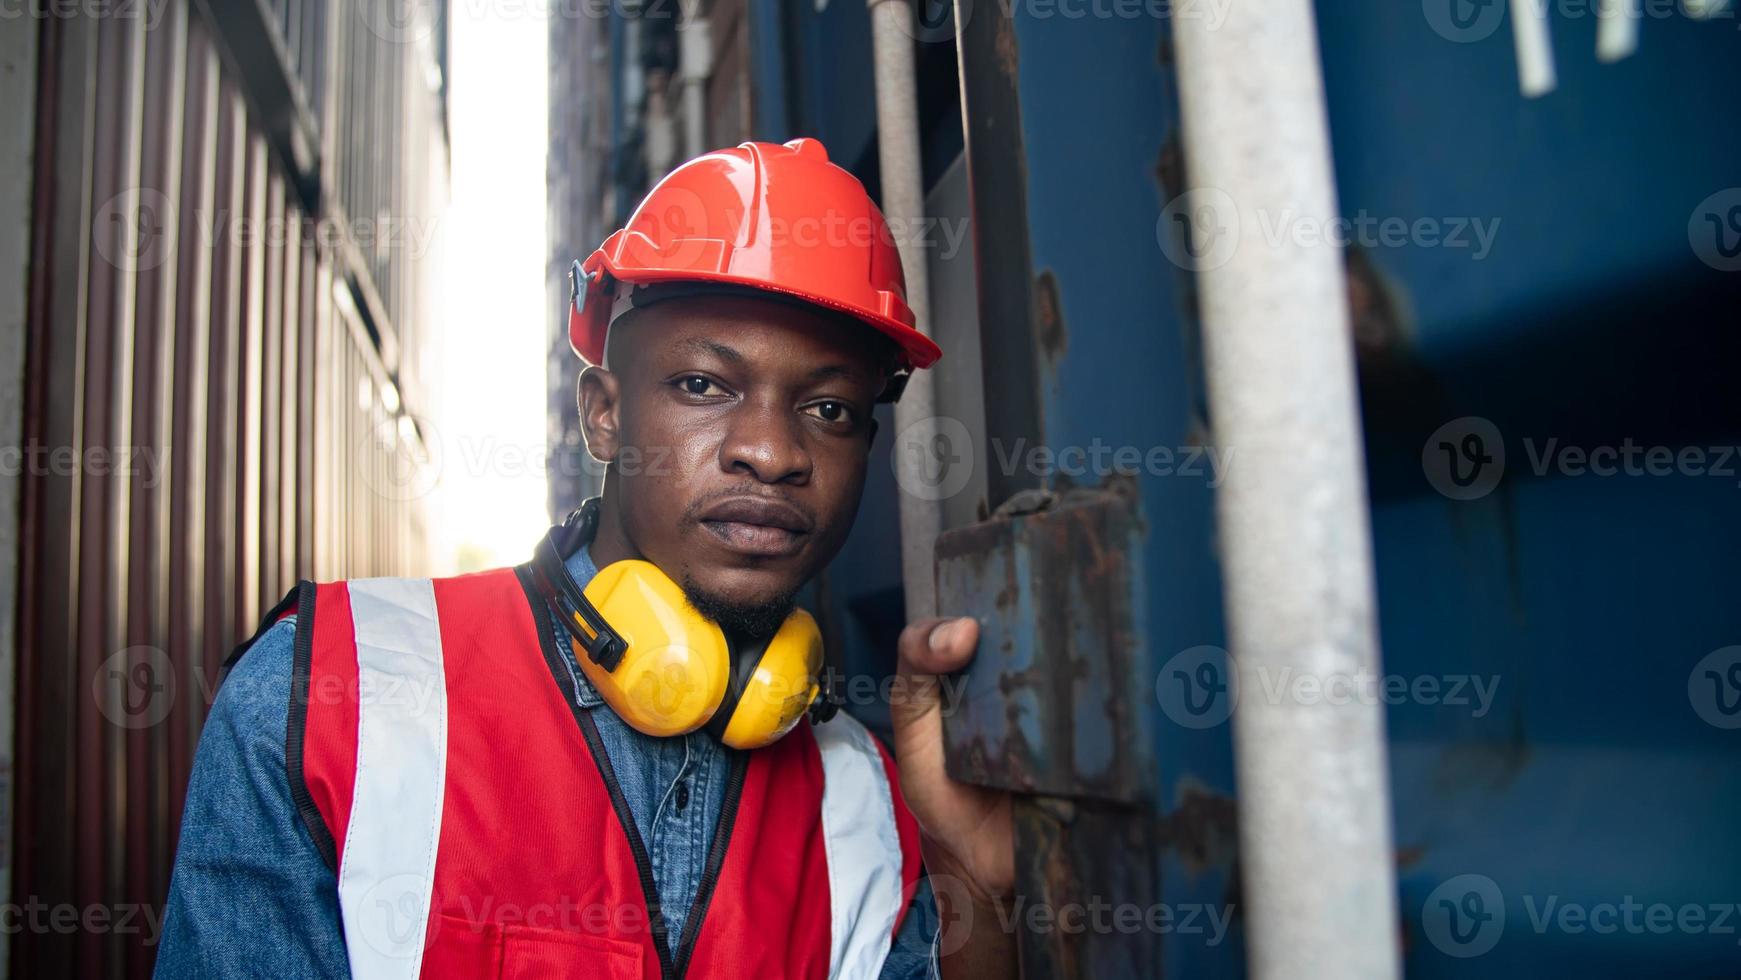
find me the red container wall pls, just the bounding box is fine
[15,2,447,975]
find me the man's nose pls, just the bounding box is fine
[718,402,813,485]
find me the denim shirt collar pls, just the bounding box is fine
[556,543,606,708]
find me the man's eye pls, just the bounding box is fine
[676,375,719,396]
[804,401,853,424]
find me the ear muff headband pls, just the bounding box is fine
[530,502,630,670]
[531,498,831,749]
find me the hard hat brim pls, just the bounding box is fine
[572,258,942,371]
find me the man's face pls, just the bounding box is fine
[579,293,894,625]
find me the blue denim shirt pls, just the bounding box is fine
[156,546,939,977]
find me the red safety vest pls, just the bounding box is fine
[275,566,923,980]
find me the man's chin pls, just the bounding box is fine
[680,565,800,610]
[680,569,800,639]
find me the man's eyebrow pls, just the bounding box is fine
[675,337,876,385]
[805,363,873,384]
[675,337,746,364]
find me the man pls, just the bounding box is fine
[158,138,1014,979]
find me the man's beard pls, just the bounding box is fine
[681,575,797,641]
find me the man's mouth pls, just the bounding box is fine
[695,496,812,558]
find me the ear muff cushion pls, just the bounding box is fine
[714,609,824,750]
[578,561,731,737]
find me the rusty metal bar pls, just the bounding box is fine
[1170,2,1402,977]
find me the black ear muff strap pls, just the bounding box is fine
[807,666,840,725]
[703,630,772,743]
[530,498,629,672]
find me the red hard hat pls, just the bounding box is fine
[569,138,942,370]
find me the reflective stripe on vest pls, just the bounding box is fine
[816,714,905,979]
[336,578,450,980]
[319,574,915,980]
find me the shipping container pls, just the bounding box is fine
[548,1,1741,976]
[7,1,450,974]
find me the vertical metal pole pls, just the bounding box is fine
[0,14,39,979]
[1170,4,1401,979]
[867,0,941,619]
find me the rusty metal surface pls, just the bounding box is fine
[936,483,1155,806]
[1012,797,1164,980]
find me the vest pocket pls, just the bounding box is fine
[497,925,644,980]
[422,914,644,980]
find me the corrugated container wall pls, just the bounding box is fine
[11,1,450,975]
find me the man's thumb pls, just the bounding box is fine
[892,616,978,736]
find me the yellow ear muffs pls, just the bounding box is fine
[531,515,828,749]
[577,560,733,738]
[706,607,825,750]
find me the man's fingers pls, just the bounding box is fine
[897,616,980,676]
[890,617,977,759]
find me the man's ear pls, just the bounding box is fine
[577,365,622,463]
[866,416,879,449]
